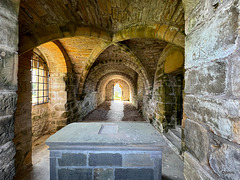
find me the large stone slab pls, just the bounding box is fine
[46,122,166,147]
[185,61,227,96]
[46,122,166,180]
[184,96,240,144]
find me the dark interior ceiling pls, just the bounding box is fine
[19,0,184,35]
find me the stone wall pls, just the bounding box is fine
[0,1,19,179]
[64,72,80,124]
[183,0,240,179]
[50,150,162,180]
[14,52,32,176]
[78,92,98,120]
[105,79,130,101]
[14,48,69,176]
[141,44,184,133]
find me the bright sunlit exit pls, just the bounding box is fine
[114,83,122,101]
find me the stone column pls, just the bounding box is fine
[183,0,240,179]
[0,0,20,179]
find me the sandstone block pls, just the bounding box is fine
[0,14,18,51]
[0,116,14,145]
[184,119,209,163]
[0,141,15,167]
[0,92,17,116]
[184,96,240,143]
[231,57,240,97]
[185,4,238,68]
[185,61,227,95]
[209,144,240,179]
[0,159,15,180]
[0,51,18,89]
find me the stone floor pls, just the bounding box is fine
[15,101,184,180]
[83,101,145,122]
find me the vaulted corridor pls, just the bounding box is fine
[1,0,240,179]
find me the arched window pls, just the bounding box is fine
[31,52,49,105]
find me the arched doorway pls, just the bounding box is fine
[114,83,122,101]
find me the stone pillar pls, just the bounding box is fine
[14,51,32,176]
[183,0,240,179]
[0,0,20,179]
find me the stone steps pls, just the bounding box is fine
[163,126,183,159]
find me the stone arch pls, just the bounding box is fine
[85,60,148,94]
[19,26,112,55]
[113,24,185,48]
[30,41,70,139]
[105,79,130,101]
[78,42,151,95]
[96,72,136,106]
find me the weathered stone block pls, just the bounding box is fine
[94,168,114,180]
[184,152,215,180]
[185,61,227,95]
[58,168,92,180]
[0,13,18,50]
[0,92,17,116]
[231,57,240,97]
[184,119,209,163]
[58,153,87,166]
[123,154,154,167]
[209,144,240,179]
[0,0,19,17]
[184,96,240,143]
[185,4,238,68]
[0,160,15,180]
[0,51,18,89]
[0,116,14,145]
[0,141,15,167]
[115,168,154,180]
[89,153,122,167]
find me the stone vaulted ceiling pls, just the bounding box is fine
[120,38,168,79]
[19,0,185,93]
[19,0,184,35]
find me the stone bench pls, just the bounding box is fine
[46,122,166,180]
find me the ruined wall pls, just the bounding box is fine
[0,1,19,179]
[105,79,130,101]
[183,0,240,179]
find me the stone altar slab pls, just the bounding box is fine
[46,122,166,180]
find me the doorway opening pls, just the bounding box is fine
[114,83,122,101]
